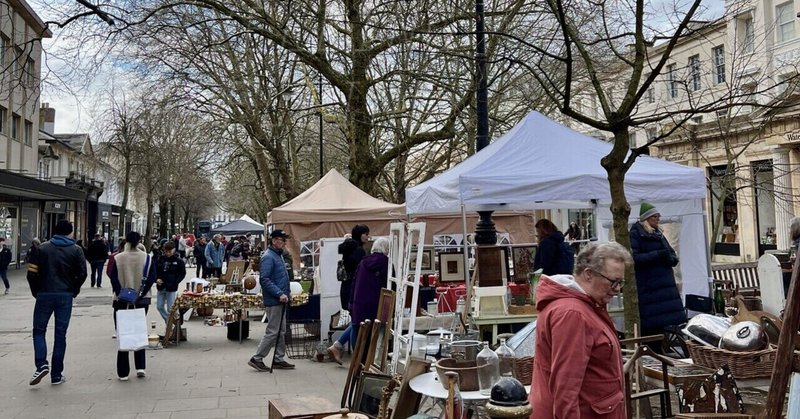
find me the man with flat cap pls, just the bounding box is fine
[248,229,295,371]
[27,219,87,385]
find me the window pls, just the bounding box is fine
[646,87,654,103]
[11,113,20,140]
[646,127,658,141]
[667,64,678,98]
[24,120,32,145]
[0,36,7,66]
[12,47,21,77]
[709,164,740,255]
[0,106,6,133]
[776,2,796,43]
[689,55,701,91]
[713,45,725,84]
[742,17,754,53]
[25,59,34,86]
[752,160,776,251]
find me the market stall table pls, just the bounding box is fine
[163,292,264,347]
[409,372,531,416]
[472,307,624,344]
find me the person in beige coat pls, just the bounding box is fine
[110,231,157,381]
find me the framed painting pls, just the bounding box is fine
[439,252,465,282]
[512,246,537,283]
[409,247,435,273]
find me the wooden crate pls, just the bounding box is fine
[268,397,339,419]
[508,304,537,315]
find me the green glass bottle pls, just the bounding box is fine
[714,284,725,315]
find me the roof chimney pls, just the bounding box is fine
[40,103,55,135]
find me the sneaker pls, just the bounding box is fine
[4,288,8,294]
[272,360,295,370]
[247,357,270,372]
[327,345,343,365]
[112,334,116,339]
[29,365,49,385]
[118,376,129,381]
[136,369,146,378]
[51,376,66,385]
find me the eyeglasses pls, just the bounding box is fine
[591,270,624,290]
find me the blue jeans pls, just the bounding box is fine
[156,290,177,321]
[336,324,357,350]
[33,292,73,381]
[0,267,8,289]
[90,261,105,286]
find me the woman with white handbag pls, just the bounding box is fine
[110,231,157,381]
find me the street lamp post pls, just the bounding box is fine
[319,73,324,179]
[474,0,496,246]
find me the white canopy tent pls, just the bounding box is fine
[406,111,710,298]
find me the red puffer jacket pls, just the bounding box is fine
[529,275,625,419]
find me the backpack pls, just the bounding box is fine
[336,259,348,282]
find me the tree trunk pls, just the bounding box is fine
[158,198,169,238]
[606,128,639,338]
[145,192,154,249]
[118,155,132,238]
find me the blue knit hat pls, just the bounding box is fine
[639,202,660,221]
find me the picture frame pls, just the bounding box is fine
[439,252,465,282]
[353,371,393,418]
[409,248,435,272]
[368,289,395,372]
[512,245,537,283]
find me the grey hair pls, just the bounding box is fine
[371,237,391,255]
[213,234,222,241]
[791,217,800,242]
[574,242,632,275]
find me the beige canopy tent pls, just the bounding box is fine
[268,169,534,265]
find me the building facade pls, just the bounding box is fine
[632,1,800,263]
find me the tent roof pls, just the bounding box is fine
[269,169,405,224]
[212,218,265,235]
[406,111,706,214]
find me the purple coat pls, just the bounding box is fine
[350,252,389,325]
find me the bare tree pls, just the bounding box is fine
[513,0,799,334]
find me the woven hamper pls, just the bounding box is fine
[686,341,775,379]
[513,356,534,385]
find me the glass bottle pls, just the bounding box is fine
[494,338,516,378]
[476,341,500,395]
[714,284,726,315]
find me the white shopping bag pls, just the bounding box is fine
[116,308,148,351]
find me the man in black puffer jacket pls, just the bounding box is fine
[155,242,186,323]
[26,220,87,386]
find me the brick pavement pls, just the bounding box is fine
[0,266,347,419]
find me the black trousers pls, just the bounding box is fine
[113,300,149,378]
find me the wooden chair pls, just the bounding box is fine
[622,336,676,419]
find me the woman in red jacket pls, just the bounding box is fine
[530,242,632,419]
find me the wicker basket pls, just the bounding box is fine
[686,341,775,379]
[513,356,534,385]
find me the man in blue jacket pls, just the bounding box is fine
[26,220,87,385]
[204,234,225,278]
[248,229,294,371]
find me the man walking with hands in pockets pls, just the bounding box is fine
[248,229,294,371]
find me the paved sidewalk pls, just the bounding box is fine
[0,267,347,419]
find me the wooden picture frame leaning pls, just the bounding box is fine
[369,289,395,372]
